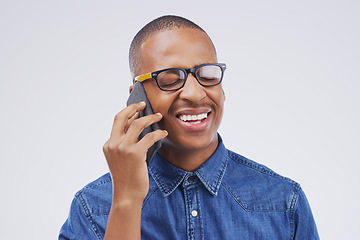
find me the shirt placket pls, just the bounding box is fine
[183,174,203,240]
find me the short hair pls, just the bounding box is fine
[129,15,215,78]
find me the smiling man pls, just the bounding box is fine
[136,27,224,172]
[59,15,319,240]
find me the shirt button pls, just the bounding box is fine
[188,176,195,183]
[191,210,198,217]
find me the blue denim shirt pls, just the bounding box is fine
[59,136,319,239]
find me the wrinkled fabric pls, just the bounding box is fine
[59,135,319,240]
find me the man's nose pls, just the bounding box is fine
[179,73,206,102]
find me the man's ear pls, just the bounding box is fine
[129,84,134,94]
[223,89,226,101]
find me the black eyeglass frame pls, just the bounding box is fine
[134,63,227,91]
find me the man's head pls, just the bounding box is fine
[129,15,216,78]
[129,15,225,167]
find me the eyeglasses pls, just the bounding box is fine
[134,63,227,91]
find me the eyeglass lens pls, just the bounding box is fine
[157,65,223,90]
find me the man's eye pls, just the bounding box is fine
[160,78,183,88]
[198,76,218,82]
[158,70,184,88]
[200,76,217,80]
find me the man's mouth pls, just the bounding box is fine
[177,112,209,124]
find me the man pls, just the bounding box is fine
[59,15,319,239]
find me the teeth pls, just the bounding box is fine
[179,113,208,122]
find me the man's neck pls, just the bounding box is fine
[157,138,219,172]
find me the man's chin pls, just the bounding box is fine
[161,132,218,152]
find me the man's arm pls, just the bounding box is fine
[293,188,320,239]
[103,102,167,240]
[59,196,96,240]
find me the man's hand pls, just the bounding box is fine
[103,102,167,240]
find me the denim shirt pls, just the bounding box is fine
[59,136,319,239]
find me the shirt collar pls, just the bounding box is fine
[149,134,228,197]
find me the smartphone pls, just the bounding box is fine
[126,82,162,165]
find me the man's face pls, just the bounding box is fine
[138,28,225,152]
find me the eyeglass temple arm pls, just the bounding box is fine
[133,72,152,84]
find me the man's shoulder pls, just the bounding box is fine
[223,149,300,212]
[225,149,298,185]
[75,172,112,196]
[73,173,112,216]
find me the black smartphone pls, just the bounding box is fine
[126,82,162,165]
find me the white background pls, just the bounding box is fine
[1,0,359,239]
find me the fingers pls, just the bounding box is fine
[110,102,146,139]
[124,112,139,133]
[124,113,163,144]
[106,102,167,161]
[138,129,168,150]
